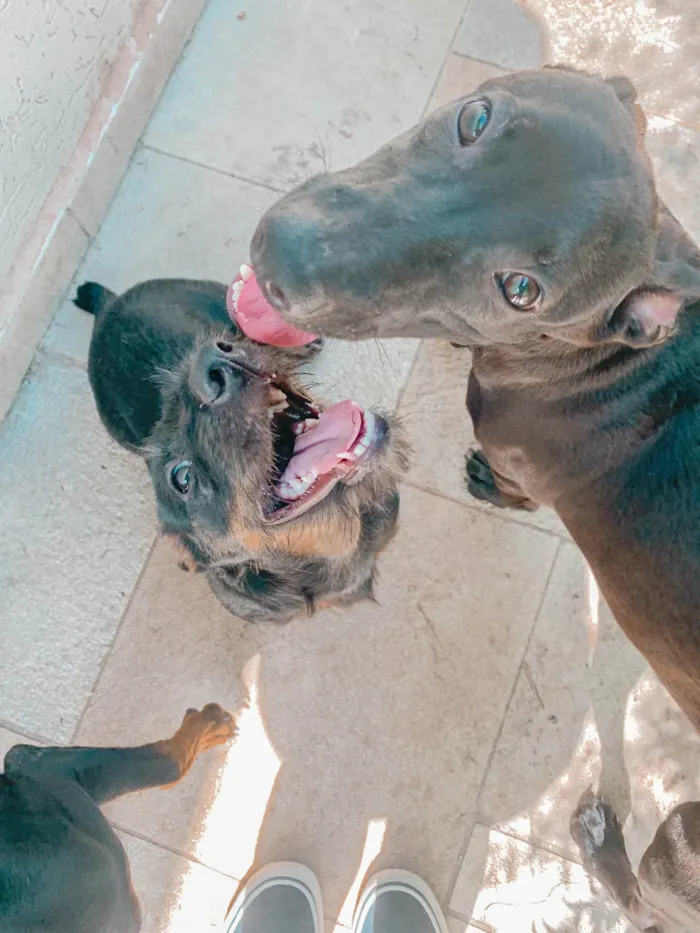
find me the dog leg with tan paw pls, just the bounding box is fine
[5,704,237,804]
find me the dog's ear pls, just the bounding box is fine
[605,75,647,137]
[595,204,700,349]
[596,288,683,348]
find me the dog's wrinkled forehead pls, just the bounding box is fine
[251,66,657,343]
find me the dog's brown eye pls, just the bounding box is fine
[458,100,490,145]
[170,460,193,495]
[499,272,541,310]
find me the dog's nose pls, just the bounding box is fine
[189,342,246,406]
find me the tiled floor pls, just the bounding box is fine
[2,0,700,930]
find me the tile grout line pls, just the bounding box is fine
[402,477,570,542]
[470,820,585,868]
[142,143,288,195]
[66,206,91,240]
[443,537,564,910]
[450,48,510,72]
[112,822,243,881]
[0,719,64,748]
[35,344,88,372]
[419,0,474,119]
[69,533,159,744]
[448,908,491,933]
[394,339,425,411]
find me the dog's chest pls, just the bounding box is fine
[466,369,606,507]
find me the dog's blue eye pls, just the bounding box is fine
[170,460,193,495]
[499,272,541,310]
[458,100,490,145]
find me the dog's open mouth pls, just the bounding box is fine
[214,350,384,524]
[265,380,384,525]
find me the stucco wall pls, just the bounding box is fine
[0,0,145,283]
[0,0,205,425]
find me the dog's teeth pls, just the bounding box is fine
[239,263,253,282]
[293,417,317,436]
[336,452,354,462]
[361,410,376,441]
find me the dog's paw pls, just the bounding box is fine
[465,449,510,508]
[571,792,626,859]
[465,449,538,511]
[182,703,238,751]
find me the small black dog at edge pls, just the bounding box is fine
[251,66,700,931]
[0,704,236,932]
[78,278,408,624]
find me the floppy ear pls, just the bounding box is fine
[595,206,700,348]
[596,288,683,348]
[605,75,647,137]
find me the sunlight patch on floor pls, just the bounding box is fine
[194,654,280,879]
[332,818,387,931]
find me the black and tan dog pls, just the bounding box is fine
[0,704,236,932]
[79,278,408,624]
[249,66,700,921]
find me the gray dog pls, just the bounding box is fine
[250,66,700,931]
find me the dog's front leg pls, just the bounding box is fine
[4,705,236,804]
[465,448,539,511]
[571,793,660,932]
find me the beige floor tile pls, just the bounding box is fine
[0,355,156,742]
[426,55,506,115]
[399,339,569,537]
[41,148,419,411]
[446,918,482,933]
[450,824,633,933]
[0,726,41,762]
[118,830,235,933]
[143,0,467,188]
[452,0,544,70]
[41,147,278,366]
[76,485,558,916]
[477,543,649,861]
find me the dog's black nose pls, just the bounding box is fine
[189,343,246,406]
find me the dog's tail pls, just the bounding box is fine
[73,281,115,316]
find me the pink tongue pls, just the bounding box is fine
[227,272,318,347]
[279,401,364,484]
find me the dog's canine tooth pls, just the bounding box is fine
[239,263,253,282]
[268,387,287,406]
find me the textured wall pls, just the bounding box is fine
[0,0,145,282]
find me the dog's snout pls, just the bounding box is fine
[263,280,289,312]
[189,343,246,406]
[250,210,315,311]
[250,221,265,256]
